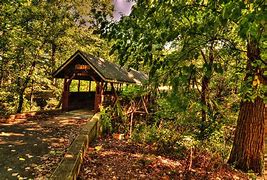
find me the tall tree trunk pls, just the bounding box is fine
[17,89,24,113]
[228,39,264,174]
[51,43,58,86]
[16,61,36,113]
[29,80,34,110]
[51,43,56,73]
[0,30,7,88]
[200,75,209,137]
[228,97,264,173]
[199,46,214,139]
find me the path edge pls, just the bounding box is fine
[50,113,102,180]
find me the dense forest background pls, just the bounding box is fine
[0,0,266,176]
[0,0,113,114]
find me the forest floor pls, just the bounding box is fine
[0,109,93,180]
[79,137,249,180]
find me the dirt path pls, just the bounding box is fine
[79,138,248,180]
[0,109,93,180]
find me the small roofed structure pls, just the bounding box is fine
[53,50,148,112]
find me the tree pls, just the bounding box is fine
[104,0,243,139]
[0,0,113,114]
[227,0,266,174]
[103,0,266,174]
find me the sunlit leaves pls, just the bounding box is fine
[222,1,243,22]
[0,0,113,113]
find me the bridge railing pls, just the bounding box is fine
[50,113,102,180]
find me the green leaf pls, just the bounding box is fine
[214,63,224,74]
[19,157,25,161]
[203,63,212,77]
[222,2,233,19]
[95,145,102,152]
[49,150,56,155]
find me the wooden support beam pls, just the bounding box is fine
[78,80,80,92]
[116,83,119,92]
[62,78,69,111]
[104,82,108,91]
[67,73,76,86]
[111,83,118,102]
[100,81,104,107]
[89,81,91,92]
[94,82,102,112]
[62,73,76,111]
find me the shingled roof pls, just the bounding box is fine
[53,50,148,85]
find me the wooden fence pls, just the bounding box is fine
[50,113,101,179]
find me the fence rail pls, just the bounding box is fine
[50,113,101,180]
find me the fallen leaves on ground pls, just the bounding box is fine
[78,138,248,180]
[0,110,93,179]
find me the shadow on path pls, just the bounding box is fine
[0,109,93,179]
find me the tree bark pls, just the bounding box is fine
[0,30,7,88]
[228,39,265,174]
[29,80,34,110]
[228,97,264,174]
[51,43,58,86]
[51,43,56,73]
[200,75,209,137]
[17,89,24,113]
[199,45,214,139]
[16,61,36,113]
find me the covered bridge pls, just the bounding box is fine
[53,50,148,112]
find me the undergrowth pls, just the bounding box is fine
[99,85,237,172]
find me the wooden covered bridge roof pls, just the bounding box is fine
[53,50,148,85]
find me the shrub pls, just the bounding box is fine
[100,106,113,135]
[132,123,185,153]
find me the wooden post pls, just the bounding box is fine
[94,82,102,112]
[100,81,104,107]
[89,81,91,92]
[62,73,75,111]
[78,79,80,92]
[103,82,107,91]
[111,83,118,103]
[62,78,69,111]
[116,83,119,91]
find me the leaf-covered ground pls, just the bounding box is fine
[0,110,93,179]
[79,137,248,180]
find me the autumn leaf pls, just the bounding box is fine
[19,157,25,161]
[95,145,102,152]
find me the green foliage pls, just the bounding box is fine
[155,91,196,120]
[154,89,236,142]
[132,122,185,153]
[200,128,233,160]
[99,1,263,169]
[0,0,113,114]
[132,120,233,160]
[107,100,128,134]
[100,106,113,134]
[247,170,257,180]
[69,80,96,92]
[120,85,148,100]
[0,90,17,115]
